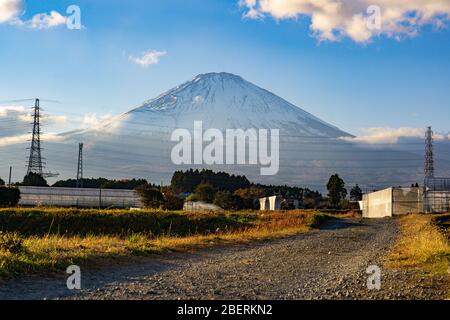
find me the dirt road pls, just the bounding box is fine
[0,218,447,300]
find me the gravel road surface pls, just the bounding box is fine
[0,218,447,300]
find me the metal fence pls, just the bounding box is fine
[425,177,450,191]
[424,177,450,213]
[424,191,450,213]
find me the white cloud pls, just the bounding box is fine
[0,105,66,124]
[129,50,167,67]
[81,113,110,129]
[239,0,450,42]
[343,127,448,144]
[344,127,422,144]
[47,114,67,124]
[0,105,25,117]
[0,133,64,147]
[28,11,66,29]
[79,113,124,132]
[0,0,67,29]
[0,0,22,23]
[18,113,67,123]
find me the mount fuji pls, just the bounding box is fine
[0,72,431,190]
[117,72,351,138]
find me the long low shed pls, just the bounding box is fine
[361,187,424,218]
[360,187,450,218]
[18,186,143,208]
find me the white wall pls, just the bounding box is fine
[259,196,282,211]
[183,201,224,213]
[362,188,393,218]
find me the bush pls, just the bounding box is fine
[136,185,165,209]
[0,232,24,254]
[194,183,216,203]
[214,191,244,210]
[163,190,184,210]
[0,187,21,207]
[234,187,264,209]
[0,177,4,186]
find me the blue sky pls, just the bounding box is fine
[1,0,450,136]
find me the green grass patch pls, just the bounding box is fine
[0,208,253,238]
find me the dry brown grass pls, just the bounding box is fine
[0,210,332,276]
[386,214,450,275]
[150,211,315,251]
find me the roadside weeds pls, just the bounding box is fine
[385,214,450,297]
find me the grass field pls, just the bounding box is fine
[386,214,450,276]
[0,208,334,277]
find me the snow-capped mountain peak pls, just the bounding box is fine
[124,72,350,138]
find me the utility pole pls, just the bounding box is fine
[425,126,435,180]
[76,142,84,188]
[26,99,44,176]
[8,166,12,186]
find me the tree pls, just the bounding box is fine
[234,187,265,209]
[101,178,148,190]
[171,169,250,193]
[213,191,244,210]
[0,187,21,207]
[350,184,363,202]
[327,174,347,208]
[234,187,265,200]
[23,173,48,187]
[0,177,5,186]
[161,188,185,210]
[213,191,235,210]
[136,185,165,209]
[193,183,216,203]
[53,178,149,189]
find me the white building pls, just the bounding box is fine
[259,196,282,211]
[360,186,450,218]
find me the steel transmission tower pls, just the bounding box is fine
[76,143,84,188]
[26,99,44,176]
[425,126,435,179]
